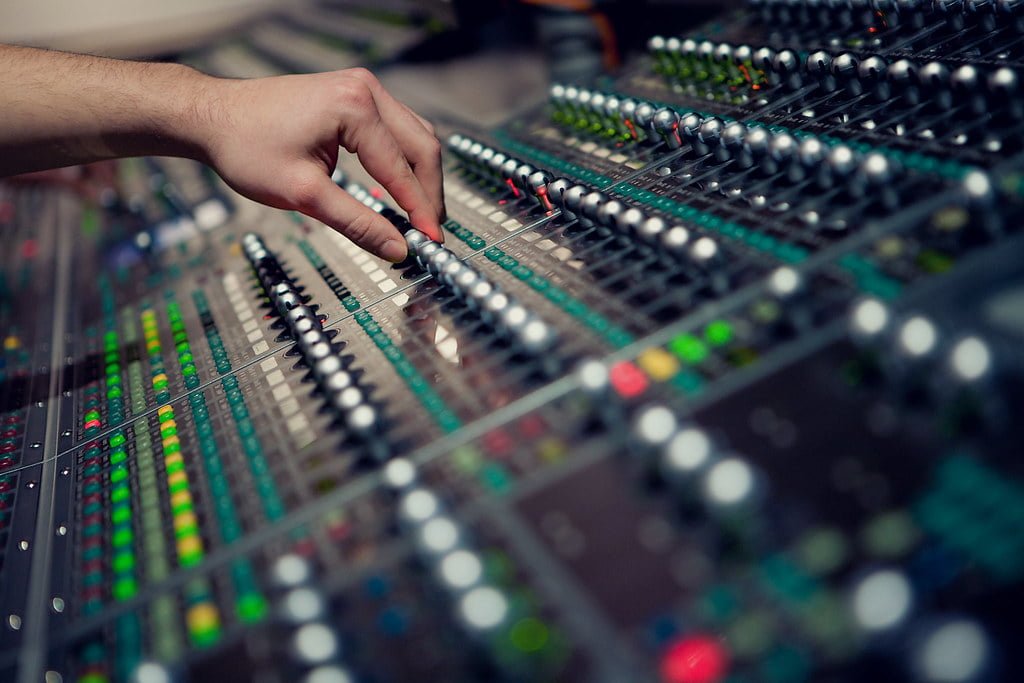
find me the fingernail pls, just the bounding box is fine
[380,239,408,263]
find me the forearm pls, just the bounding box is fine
[0,44,220,175]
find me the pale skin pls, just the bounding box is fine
[0,44,446,262]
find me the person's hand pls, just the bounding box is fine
[200,68,445,262]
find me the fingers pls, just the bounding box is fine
[344,70,445,240]
[301,173,409,263]
[342,111,442,243]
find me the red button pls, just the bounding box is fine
[660,635,728,683]
[610,361,649,399]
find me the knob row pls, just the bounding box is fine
[545,178,732,274]
[849,298,993,384]
[389,463,511,635]
[632,402,764,515]
[647,37,1020,108]
[268,553,358,681]
[336,174,560,356]
[446,133,554,208]
[242,233,387,458]
[549,84,665,142]
[750,0,1022,17]
[403,228,559,355]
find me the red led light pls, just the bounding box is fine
[483,429,513,456]
[660,635,728,683]
[609,361,648,399]
[370,187,384,199]
[20,239,38,260]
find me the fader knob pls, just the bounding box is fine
[480,290,511,326]
[888,60,919,98]
[620,207,647,235]
[679,113,703,140]
[465,280,494,311]
[562,184,588,221]
[618,98,638,126]
[405,228,429,253]
[637,216,668,244]
[773,49,803,87]
[633,404,679,451]
[345,403,380,438]
[313,355,344,384]
[720,122,747,159]
[827,145,859,178]
[634,102,656,131]
[858,56,889,96]
[514,163,536,190]
[276,291,302,315]
[322,369,353,395]
[951,64,981,95]
[806,50,832,79]
[714,42,734,65]
[918,61,951,90]
[298,329,327,354]
[426,248,455,276]
[332,386,365,414]
[769,133,797,164]
[547,178,572,208]
[500,158,521,183]
[286,306,319,330]
[661,226,691,259]
[519,317,557,355]
[416,241,442,269]
[859,153,895,185]
[597,200,626,230]
[653,109,682,149]
[453,266,482,294]
[743,127,771,158]
[698,117,725,147]
[440,259,465,287]
[798,137,826,168]
[752,46,776,72]
[581,191,608,222]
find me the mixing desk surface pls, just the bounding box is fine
[2,1,1024,682]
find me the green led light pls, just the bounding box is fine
[510,617,549,652]
[705,320,734,347]
[668,334,708,364]
[111,505,132,525]
[111,527,133,548]
[111,486,130,504]
[236,593,268,624]
[112,551,136,573]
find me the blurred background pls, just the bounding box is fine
[0,0,726,130]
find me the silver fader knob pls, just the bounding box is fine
[653,109,682,149]
[416,241,442,269]
[405,228,430,254]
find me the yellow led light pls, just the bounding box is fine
[170,490,192,508]
[638,348,681,382]
[178,535,204,556]
[186,602,220,632]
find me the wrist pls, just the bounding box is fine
[156,64,229,165]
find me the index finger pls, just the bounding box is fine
[337,81,443,242]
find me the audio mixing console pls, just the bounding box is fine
[2,1,1024,682]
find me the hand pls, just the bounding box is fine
[200,68,445,262]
